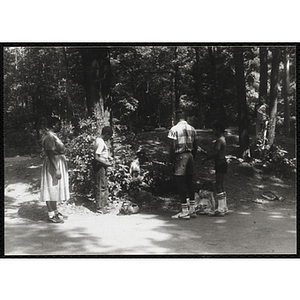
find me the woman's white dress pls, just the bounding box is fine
[40,131,70,202]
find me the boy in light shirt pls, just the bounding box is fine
[93,126,114,214]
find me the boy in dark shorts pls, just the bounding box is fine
[202,122,228,216]
[168,109,198,219]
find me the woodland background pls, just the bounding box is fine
[4,45,296,203]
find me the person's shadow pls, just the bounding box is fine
[17,201,48,222]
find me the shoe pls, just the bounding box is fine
[171,212,190,219]
[189,211,197,218]
[208,210,225,217]
[56,212,68,220]
[96,208,110,214]
[47,215,64,223]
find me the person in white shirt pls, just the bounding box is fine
[93,126,114,214]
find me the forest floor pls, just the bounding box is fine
[4,128,297,255]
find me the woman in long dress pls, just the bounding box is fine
[40,117,69,223]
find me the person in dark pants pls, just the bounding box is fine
[202,121,228,216]
[93,126,114,214]
[168,110,198,219]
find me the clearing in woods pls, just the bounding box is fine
[4,129,296,255]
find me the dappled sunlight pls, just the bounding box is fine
[213,219,227,224]
[5,207,297,255]
[270,182,291,188]
[256,184,266,189]
[5,182,30,194]
[269,215,285,219]
[27,164,42,169]
[5,183,40,207]
[265,210,296,222]
[286,230,296,234]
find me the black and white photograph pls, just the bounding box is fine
[3,44,297,256]
[1,2,299,299]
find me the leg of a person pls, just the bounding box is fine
[171,154,190,218]
[51,201,57,211]
[185,154,195,200]
[46,201,57,212]
[98,167,108,209]
[215,172,224,193]
[102,168,108,208]
[94,169,101,209]
[174,176,187,204]
[172,175,190,219]
[214,171,227,215]
[186,174,194,200]
[46,201,53,212]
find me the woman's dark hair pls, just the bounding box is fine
[48,117,61,128]
[212,121,225,133]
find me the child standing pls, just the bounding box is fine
[202,122,228,216]
[93,126,114,214]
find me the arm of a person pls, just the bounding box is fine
[168,128,176,163]
[44,135,61,179]
[45,150,60,175]
[192,133,198,159]
[95,153,112,167]
[169,139,176,163]
[93,139,111,167]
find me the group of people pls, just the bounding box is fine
[40,117,114,223]
[40,110,228,224]
[168,109,228,219]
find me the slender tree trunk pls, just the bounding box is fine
[268,48,281,146]
[283,49,290,137]
[233,47,250,158]
[257,47,268,135]
[259,47,268,105]
[208,46,226,123]
[171,80,175,126]
[195,47,204,128]
[62,47,73,121]
[173,47,180,110]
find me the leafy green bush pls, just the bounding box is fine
[62,116,139,202]
[261,144,296,179]
[62,117,97,199]
[4,108,40,156]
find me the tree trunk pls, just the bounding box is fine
[283,49,290,137]
[268,48,281,146]
[80,48,111,130]
[259,47,268,105]
[171,80,175,126]
[257,47,268,135]
[62,47,73,121]
[208,46,226,123]
[233,47,250,158]
[173,47,180,110]
[195,47,204,128]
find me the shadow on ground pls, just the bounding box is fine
[5,204,296,256]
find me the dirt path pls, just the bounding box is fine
[4,155,296,256]
[5,205,296,255]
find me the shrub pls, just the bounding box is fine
[62,116,178,206]
[62,117,98,199]
[63,116,138,202]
